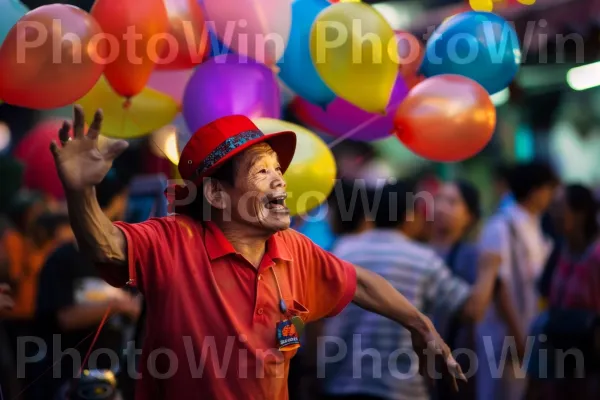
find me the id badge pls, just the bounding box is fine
[276,319,300,351]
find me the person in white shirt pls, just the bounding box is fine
[477,161,559,400]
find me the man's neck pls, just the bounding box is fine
[217,221,269,268]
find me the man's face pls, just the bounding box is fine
[222,144,290,233]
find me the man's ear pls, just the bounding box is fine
[203,178,228,210]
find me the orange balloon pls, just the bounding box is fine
[157,0,210,70]
[91,0,169,97]
[393,75,496,162]
[0,4,105,110]
[395,31,424,80]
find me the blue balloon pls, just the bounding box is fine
[278,0,335,107]
[0,0,28,46]
[420,11,521,95]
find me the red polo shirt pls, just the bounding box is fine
[111,216,356,400]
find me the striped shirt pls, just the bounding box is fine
[321,229,471,400]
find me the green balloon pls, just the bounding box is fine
[0,0,29,46]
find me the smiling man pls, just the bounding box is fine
[50,106,464,400]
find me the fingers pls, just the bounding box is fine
[73,105,85,139]
[50,140,61,158]
[87,109,103,140]
[103,139,129,160]
[58,121,71,145]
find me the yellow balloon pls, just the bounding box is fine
[252,118,337,216]
[310,3,397,114]
[76,76,179,139]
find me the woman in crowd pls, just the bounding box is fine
[542,184,600,399]
[430,181,482,400]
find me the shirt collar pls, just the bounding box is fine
[203,221,293,262]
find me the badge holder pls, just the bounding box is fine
[272,272,304,352]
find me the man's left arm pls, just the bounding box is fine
[352,265,465,390]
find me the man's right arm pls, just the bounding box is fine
[66,187,127,280]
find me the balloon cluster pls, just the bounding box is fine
[288,2,521,162]
[0,0,520,210]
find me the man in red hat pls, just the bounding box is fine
[50,106,465,400]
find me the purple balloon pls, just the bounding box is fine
[183,54,281,133]
[291,75,409,142]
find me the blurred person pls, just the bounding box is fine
[431,181,483,400]
[321,180,501,400]
[31,168,140,400]
[0,188,56,392]
[476,161,558,400]
[493,164,515,212]
[413,173,441,243]
[51,107,465,400]
[289,179,375,400]
[528,184,600,399]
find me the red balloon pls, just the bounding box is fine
[0,5,106,110]
[156,0,210,70]
[13,120,84,200]
[393,75,496,162]
[91,0,169,97]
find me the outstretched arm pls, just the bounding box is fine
[352,265,466,391]
[50,106,129,273]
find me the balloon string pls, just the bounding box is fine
[327,114,383,149]
[326,101,404,150]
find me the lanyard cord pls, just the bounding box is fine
[271,267,288,315]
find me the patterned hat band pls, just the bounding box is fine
[194,129,264,178]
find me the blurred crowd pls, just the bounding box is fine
[1,140,600,400]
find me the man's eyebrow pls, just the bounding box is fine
[247,151,279,168]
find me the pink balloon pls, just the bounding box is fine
[291,75,409,142]
[147,69,195,104]
[202,0,292,65]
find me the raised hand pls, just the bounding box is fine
[50,105,129,192]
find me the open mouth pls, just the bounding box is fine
[265,193,288,212]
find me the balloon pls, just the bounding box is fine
[420,11,520,95]
[148,69,194,104]
[395,31,424,80]
[203,0,292,65]
[393,75,496,162]
[291,74,408,142]
[310,3,397,114]
[157,0,210,70]
[77,76,179,139]
[278,0,335,107]
[0,4,105,110]
[13,119,84,200]
[91,0,169,97]
[0,0,28,46]
[253,118,336,216]
[183,54,281,133]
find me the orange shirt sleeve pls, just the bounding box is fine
[285,230,357,322]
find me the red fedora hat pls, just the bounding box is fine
[178,115,296,184]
